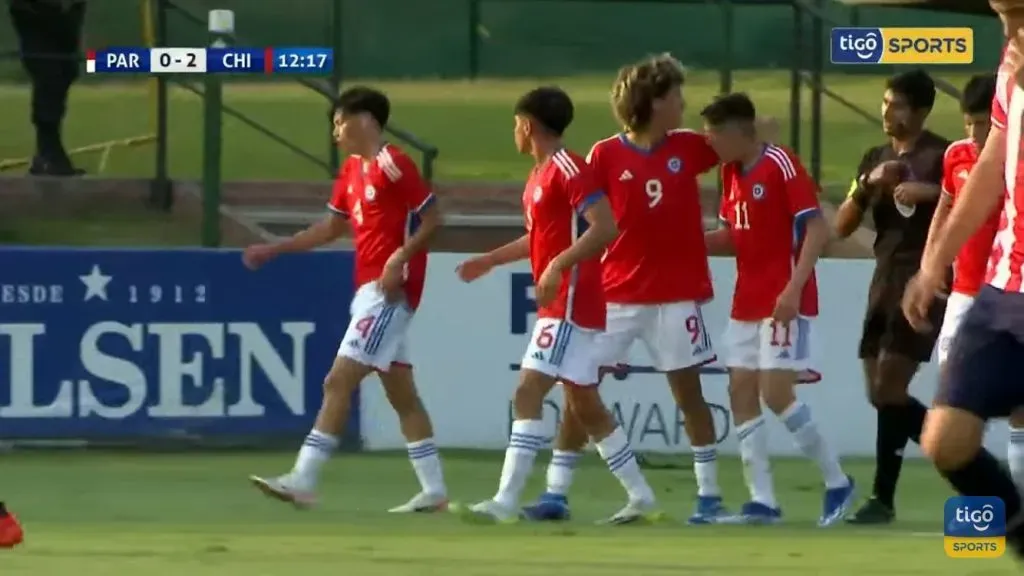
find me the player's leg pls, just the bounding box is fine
[645,301,725,524]
[457,320,563,523]
[249,284,402,507]
[722,320,780,524]
[924,289,1024,559]
[524,305,639,521]
[848,305,933,524]
[758,318,853,527]
[380,354,448,513]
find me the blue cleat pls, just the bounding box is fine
[521,493,571,521]
[818,475,856,527]
[687,495,730,525]
[722,501,782,525]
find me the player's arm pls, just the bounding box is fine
[922,151,958,260]
[482,235,530,267]
[704,226,733,256]
[550,191,618,272]
[390,153,442,265]
[784,160,828,291]
[834,149,879,239]
[921,126,1006,280]
[275,211,349,254]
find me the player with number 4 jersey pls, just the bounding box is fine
[243,87,449,514]
[522,54,728,525]
[702,93,854,527]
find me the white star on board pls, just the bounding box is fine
[80,265,112,302]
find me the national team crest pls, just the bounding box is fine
[532,186,543,203]
[667,157,682,174]
[364,185,377,201]
[752,183,765,200]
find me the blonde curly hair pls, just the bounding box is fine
[611,53,685,132]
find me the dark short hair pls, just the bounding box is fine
[699,92,757,127]
[960,73,996,115]
[611,53,686,132]
[514,86,574,136]
[886,69,936,111]
[333,86,390,127]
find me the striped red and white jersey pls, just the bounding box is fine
[986,45,1024,291]
[522,148,606,330]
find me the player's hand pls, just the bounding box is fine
[379,251,407,303]
[867,161,902,188]
[536,262,562,308]
[456,256,494,283]
[772,284,800,324]
[902,269,942,333]
[893,182,932,206]
[242,244,278,270]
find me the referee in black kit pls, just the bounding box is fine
[833,69,949,525]
[9,0,87,176]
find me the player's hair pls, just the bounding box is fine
[333,86,390,128]
[699,92,757,129]
[885,69,936,111]
[514,86,574,136]
[611,53,685,132]
[960,73,996,115]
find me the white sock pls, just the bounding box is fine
[546,450,580,496]
[595,427,655,503]
[1009,427,1024,490]
[406,438,446,497]
[736,416,777,508]
[692,445,721,497]
[292,429,339,488]
[493,419,545,509]
[780,401,848,489]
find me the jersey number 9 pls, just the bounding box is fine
[645,179,663,208]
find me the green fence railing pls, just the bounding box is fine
[152,0,438,246]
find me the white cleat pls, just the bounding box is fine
[388,492,449,513]
[450,499,519,524]
[598,499,665,525]
[249,474,316,509]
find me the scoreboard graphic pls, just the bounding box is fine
[85,46,334,75]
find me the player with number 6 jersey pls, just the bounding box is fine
[243,87,449,514]
[455,87,659,525]
[702,93,854,527]
[522,54,729,526]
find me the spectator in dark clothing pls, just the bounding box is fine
[9,0,87,175]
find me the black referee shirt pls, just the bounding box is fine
[851,130,950,271]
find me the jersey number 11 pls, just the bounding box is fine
[733,201,750,230]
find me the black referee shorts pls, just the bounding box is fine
[936,285,1024,419]
[858,265,945,362]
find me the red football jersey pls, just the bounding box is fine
[523,149,606,330]
[718,144,820,321]
[943,138,999,296]
[327,143,435,309]
[987,43,1024,292]
[588,130,718,304]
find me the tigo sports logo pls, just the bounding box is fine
[944,496,1005,558]
[831,27,973,65]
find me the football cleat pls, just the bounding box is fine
[687,495,730,525]
[721,501,783,525]
[819,476,856,527]
[598,499,664,525]
[249,474,316,509]
[450,499,519,524]
[388,492,448,513]
[521,493,571,521]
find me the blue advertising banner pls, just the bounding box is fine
[0,248,358,445]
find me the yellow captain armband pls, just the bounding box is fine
[846,178,859,198]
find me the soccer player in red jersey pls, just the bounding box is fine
[242,87,449,512]
[701,93,854,526]
[522,54,727,525]
[924,73,1024,488]
[0,502,23,549]
[905,11,1024,557]
[456,87,659,524]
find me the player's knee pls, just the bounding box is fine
[727,371,761,422]
[564,386,614,433]
[921,407,984,470]
[323,358,367,395]
[666,368,707,410]
[513,372,553,419]
[759,373,796,415]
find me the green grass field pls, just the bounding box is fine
[0,71,975,190]
[1,450,1010,574]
